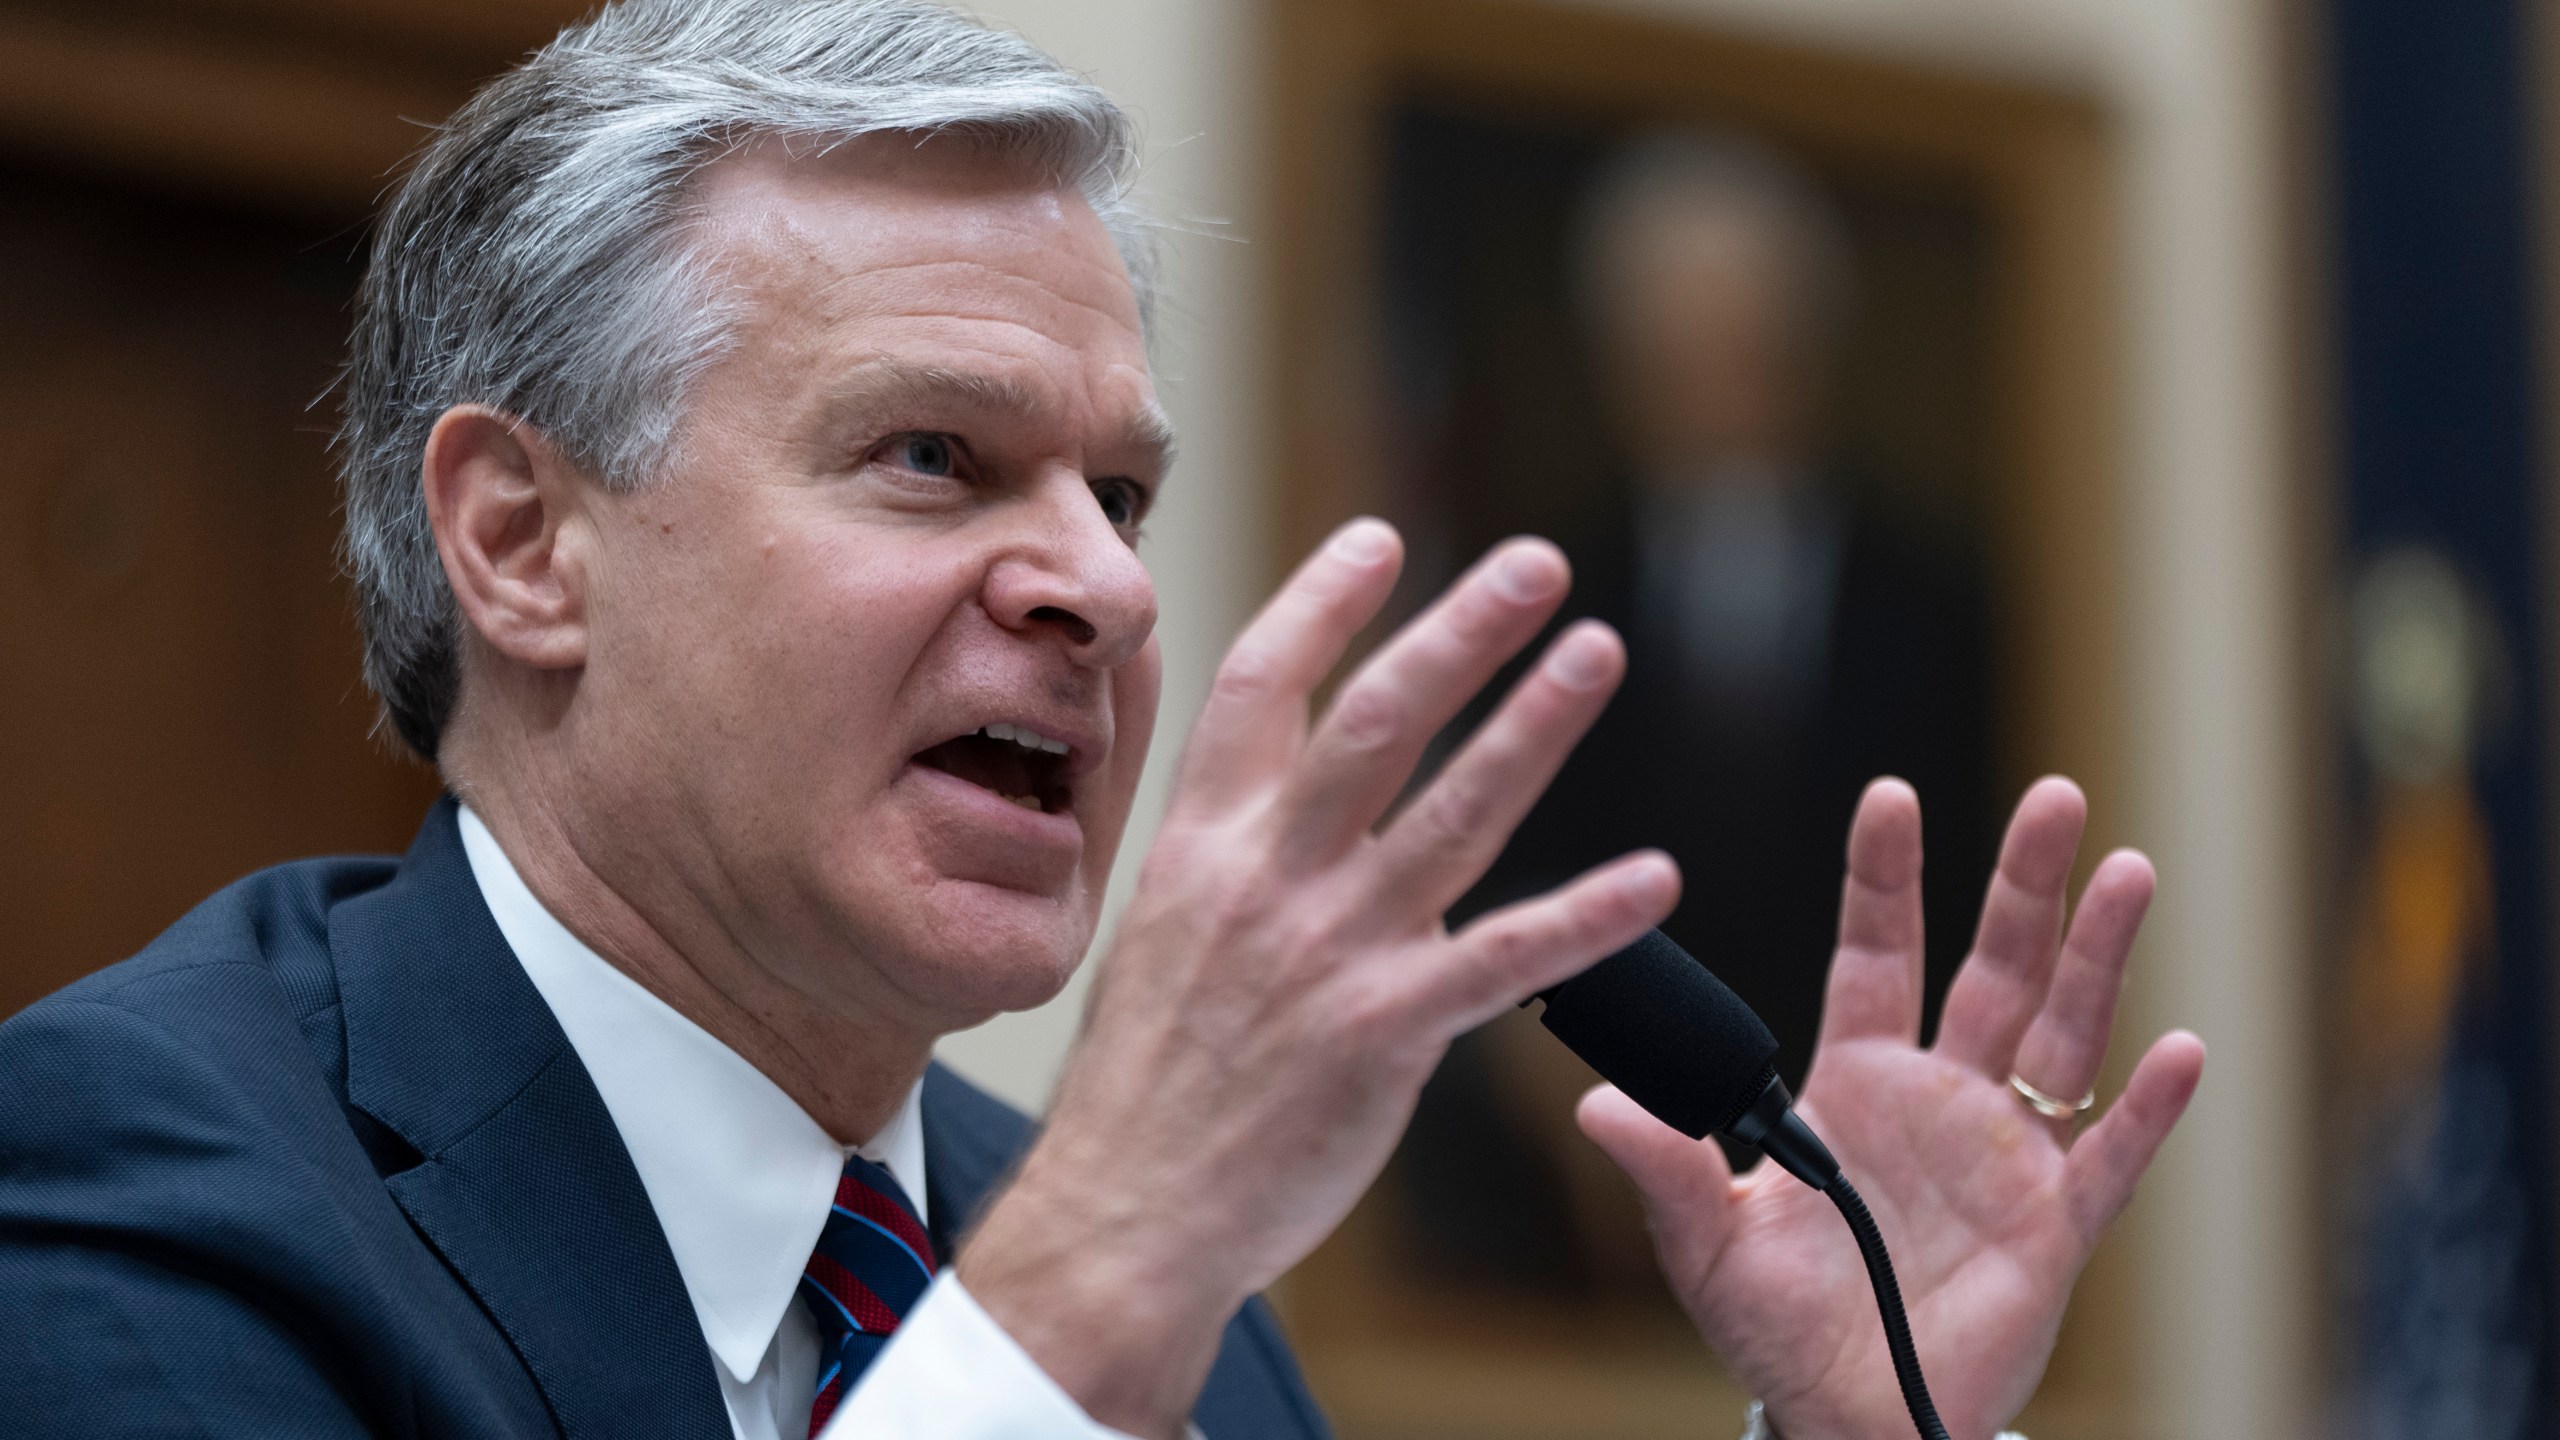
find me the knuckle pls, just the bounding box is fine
[1405,782,1489,857]
[1472,919,1543,978]
[1327,681,1407,753]
[1274,904,1344,969]
[1330,982,1408,1053]
[1331,963,1433,1055]
[1439,584,1513,647]
[1212,645,1283,705]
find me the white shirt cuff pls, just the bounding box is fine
[822,1274,1185,1440]
[1742,1400,2024,1440]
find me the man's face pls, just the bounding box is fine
[563,135,1165,1033]
[1595,205,1818,472]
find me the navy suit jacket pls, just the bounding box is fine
[0,800,1330,1440]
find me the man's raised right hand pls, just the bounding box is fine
[958,519,1679,1439]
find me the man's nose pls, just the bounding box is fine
[983,470,1159,669]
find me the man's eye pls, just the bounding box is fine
[889,432,960,477]
[1092,477,1145,528]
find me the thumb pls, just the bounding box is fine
[1576,1083,1741,1261]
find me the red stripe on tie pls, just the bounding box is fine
[808,1374,844,1438]
[836,1173,937,1271]
[807,1253,902,1335]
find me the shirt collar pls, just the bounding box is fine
[457,805,927,1384]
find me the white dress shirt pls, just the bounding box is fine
[457,807,1140,1440]
[1635,466,1842,728]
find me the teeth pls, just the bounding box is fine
[1004,793,1042,810]
[980,723,1069,756]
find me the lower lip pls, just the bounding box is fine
[900,762,1084,849]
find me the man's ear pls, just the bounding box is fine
[421,405,591,670]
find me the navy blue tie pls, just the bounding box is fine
[797,1154,936,1436]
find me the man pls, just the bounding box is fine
[1410,132,2003,1291]
[1550,131,1998,1078]
[0,3,2204,1439]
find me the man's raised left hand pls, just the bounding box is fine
[1580,776,2205,1440]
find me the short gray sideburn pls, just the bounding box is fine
[336,0,1152,760]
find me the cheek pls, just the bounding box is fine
[657,534,978,785]
[758,540,958,681]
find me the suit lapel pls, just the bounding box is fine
[333,799,730,1440]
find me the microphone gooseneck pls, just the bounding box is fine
[1528,929,1954,1440]
[1829,1177,1950,1440]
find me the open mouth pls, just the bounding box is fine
[913,723,1074,816]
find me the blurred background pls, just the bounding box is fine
[1,0,2552,1435]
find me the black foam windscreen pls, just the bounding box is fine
[1531,928,1780,1140]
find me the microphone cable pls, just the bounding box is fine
[1826,1176,1950,1440]
[1528,929,1963,1440]
[1733,1066,1953,1440]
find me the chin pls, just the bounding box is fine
[867,878,1095,1020]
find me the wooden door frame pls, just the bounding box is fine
[1263,3,2135,1435]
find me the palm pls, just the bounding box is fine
[1701,1045,2079,1435]
[1579,778,2205,1440]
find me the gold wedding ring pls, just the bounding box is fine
[2009,1072,2096,1120]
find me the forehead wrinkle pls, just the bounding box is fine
[828,256,1141,339]
[717,176,1134,322]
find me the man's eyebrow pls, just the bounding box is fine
[1118,404,1179,477]
[828,361,1178,472]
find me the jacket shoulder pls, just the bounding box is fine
[37,853,399,1023]
[0,853,405,1206]
[0,848,547,1439]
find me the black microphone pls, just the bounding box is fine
[1527,929,1952,1440]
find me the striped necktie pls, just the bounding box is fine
[798,1154,938,1437]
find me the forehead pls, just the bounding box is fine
[685,132,1150,384]
[1614,203,1790,287]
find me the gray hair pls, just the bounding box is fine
[338,0,1152,760]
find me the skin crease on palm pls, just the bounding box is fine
[419,130,2206,1440]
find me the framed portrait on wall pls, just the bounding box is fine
[1261,3,2136,1436]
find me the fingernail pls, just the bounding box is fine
[1331,519,1395,564]
[1492,543,1563,603]
[1546,626,1615,690]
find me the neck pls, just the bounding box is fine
[446,719,934,1146]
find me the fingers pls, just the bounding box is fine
[2062,1030,2206,1245]
[1175,519,1404,812]
[1577,1081,1739,1254]
[1932,777,2087,1078]
[1814,778,1928,1050]
[2008,849,2156,1127]
[1361,620,1623,912]
[1276,538,1573,864]
[1424,850,1680,1032]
